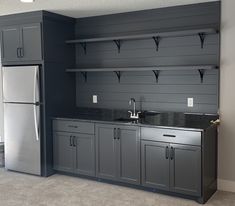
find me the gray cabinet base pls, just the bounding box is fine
[53,121,217,204]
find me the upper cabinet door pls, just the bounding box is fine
[20,23,42,61]
[117,126,140,185]
[169,144,201,196]
[1,26,21,62]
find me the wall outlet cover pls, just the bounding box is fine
[187,98,194,107]
[93,95,98,103]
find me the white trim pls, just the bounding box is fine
[218,179,235,192]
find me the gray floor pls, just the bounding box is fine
[0,168,235,206]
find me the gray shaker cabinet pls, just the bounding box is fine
[141,141,170,190]
[20,23,42,61]
[169,144,201,196]
[141,140,201,196]
[74,134,95,176]
[117,127,140,184]
[1,26,21,62]
[53,132,74,173]
[141,127,201,197]
[52,118,215,203]
[96,124,140,184]
[1,23,42,63]
[53,120,95,177]
[96,124,117,180]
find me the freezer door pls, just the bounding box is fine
[4,103,41,175]
[2,66,39,103]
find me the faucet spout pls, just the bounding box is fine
[128,98,140,119]
[129,98,136,115]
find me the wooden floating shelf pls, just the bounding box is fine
[66,28,218,44]
[66,65,218,83]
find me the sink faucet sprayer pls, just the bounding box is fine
[128,98,141,119]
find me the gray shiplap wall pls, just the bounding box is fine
[75,1,220,114]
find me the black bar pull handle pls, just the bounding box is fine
[165,146,169,159]
[170,147,174,160]
[73,136,76,147]
[69,135,73,146]
[16,48,20,58]
[68,125,78,128]
[163,134,176,138]
[20,47,24,57]
[114,128,117,139]
[117,128,121,140]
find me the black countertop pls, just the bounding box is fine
[53,108,219,131]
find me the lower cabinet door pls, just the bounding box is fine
[169,144,201,196]
[74,134,95,177]
[53,132,75,173]
[117,126,140,185]
[141,141,170,190]
[96,124,117,180]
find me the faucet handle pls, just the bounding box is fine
[137,111,141,118]
[128,110,133,115]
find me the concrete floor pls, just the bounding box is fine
[0,168,235,206]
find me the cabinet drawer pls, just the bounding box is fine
[141,127,201,146]
[53,120,95,134]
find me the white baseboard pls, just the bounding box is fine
[218,179,235,192]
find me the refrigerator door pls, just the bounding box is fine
[4,103,41,175]
[2,66,39,103]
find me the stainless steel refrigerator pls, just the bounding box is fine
[3,65,41,175]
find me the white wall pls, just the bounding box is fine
[218,0,235,192]
[0,51,3,142]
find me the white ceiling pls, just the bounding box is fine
[0,0,218,18]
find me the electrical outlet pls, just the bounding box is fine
[187,98,194,107]
[93,95,98,103]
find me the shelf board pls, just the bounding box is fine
[66,28,218,44]
[66,65,218,73]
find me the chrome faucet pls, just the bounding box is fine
[128,98,141,119]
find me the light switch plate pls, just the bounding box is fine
[93,95,98,103]
[187,98,194,107]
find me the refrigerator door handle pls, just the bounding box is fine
[34,105,40,141]
[34,67,40,141]
[34,66,39,104]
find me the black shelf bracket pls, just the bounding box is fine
[81,72,87,82]
[113,40,121,53]
[198,69,205,83]
[80,42,87,54]
[152,36,161,51]
[114,71,121,83]
[198,33,206,49]
[152,70,160,83]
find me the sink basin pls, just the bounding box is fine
[114,118,139,123]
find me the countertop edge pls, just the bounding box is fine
[52,117,206,132]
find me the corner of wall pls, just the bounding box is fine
[0,52,3,143]
[218,0,235,192]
